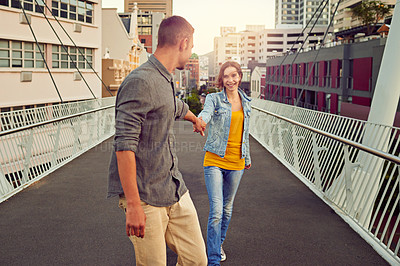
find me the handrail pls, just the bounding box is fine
[0,104,114,137]
[252,105,400,165]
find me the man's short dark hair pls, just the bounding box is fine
[157,16,194,48]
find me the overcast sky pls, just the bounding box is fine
[102,0,275,55]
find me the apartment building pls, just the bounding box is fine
[332,0,396,33]
[0,0,102,110]
[275,0,330,29]
[213,27,240,76]
[124,0,172,17]
[119,10,164,53]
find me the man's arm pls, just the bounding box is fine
[184,110,206,136]
[116,150,146,238]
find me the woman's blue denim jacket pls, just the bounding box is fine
[198,88,251,166]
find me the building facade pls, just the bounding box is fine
[0,0,102,110]
[262,37,387,119]
[332,0,396,33]
[185,58,199,88]
[119,11,164,54]
[275,0,331,29]
[124,0,172,17]
[213,27,241,76]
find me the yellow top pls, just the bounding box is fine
[204,109,245,170]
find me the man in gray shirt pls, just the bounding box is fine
[108,16,207,265]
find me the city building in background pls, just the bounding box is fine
[185,58,199,88]
[262,37,387,119]
[0,0,102,110]
[213,27,241,76]
[119,10,164,53]
[332,0,396,33]
[102,4,148,97]
[124,0,172,17]
[275,0,331,29]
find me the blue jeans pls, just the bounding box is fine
[204,166,244,265]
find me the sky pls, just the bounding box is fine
[101,0,275,55]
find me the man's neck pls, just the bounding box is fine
[153,48,178,73]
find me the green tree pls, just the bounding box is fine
[351,0,392,35]
[190,53,199,59]
[186,92,202,115]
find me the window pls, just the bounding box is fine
[52,45,93,69]
[2,0,45,14]
[0,39,45,68]
[51,0,93,24]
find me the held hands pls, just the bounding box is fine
[126,205,146,238]
[245,164,251,169]
[193,116,206,136]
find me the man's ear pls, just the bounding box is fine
[179,38,188,52]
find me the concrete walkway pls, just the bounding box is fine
[0,121,388,265]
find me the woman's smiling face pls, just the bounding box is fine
[223,66,241,92]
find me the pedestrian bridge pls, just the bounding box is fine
[0,97,398,265]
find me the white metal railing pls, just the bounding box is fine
[250,98,400,265]
[0,97,116,203]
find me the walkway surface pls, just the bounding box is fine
[0,121,388,265]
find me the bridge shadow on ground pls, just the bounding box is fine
[0,121,388,265]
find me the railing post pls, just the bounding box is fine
[0,169,13,196]
[291,126,304,171]
[50,123,62,167]
[18,129,34,183]
[312,133,326,190]
[343,144,360,214]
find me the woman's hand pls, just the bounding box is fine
[245,164,251,169]
[193,117,206,136]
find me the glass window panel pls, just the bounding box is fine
[78,14,84,22]
[61,54,68,60]
[12,41,22,49]
[52,1,58,8]
[70,5,76,11]
[87,56,92,61]
[25,43,33,50]
[61,0,68,3]
[52,9,59,16]
[78,0,84,7]
[70,47,76,53]
[0,59,10,67]
[0,50,9,57]
[70,55,76,61]
[52,45,59,52]
[86,16,92,23]
[36,61,44,68]
[12,51,22,58]
[78,62,84,68]
[12,59,22,67]
[0,40,9,48]
[25,51,34,58]
[78,6,84,14]
[52,61,59,68]
[0,0,9,7]
[86,10,92,16]
[86,3,92,10]
[36,52,43,60]
[24,2,33,11]
[25,60,34,68]
[60,3,67,10]
[78,55,84,61]
[11,0,20,8]
[60,10,67,18]
[52,54,59,60]
[70,0,76,4]
[70,13,76,20]
[61,62,68,68]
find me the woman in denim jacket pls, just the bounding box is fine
[197,61,251,265]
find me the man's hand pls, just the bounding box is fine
[245,164,251,169]
[126,204,146,238]
[193,116,206,136]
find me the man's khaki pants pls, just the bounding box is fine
[119,192,207,266]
